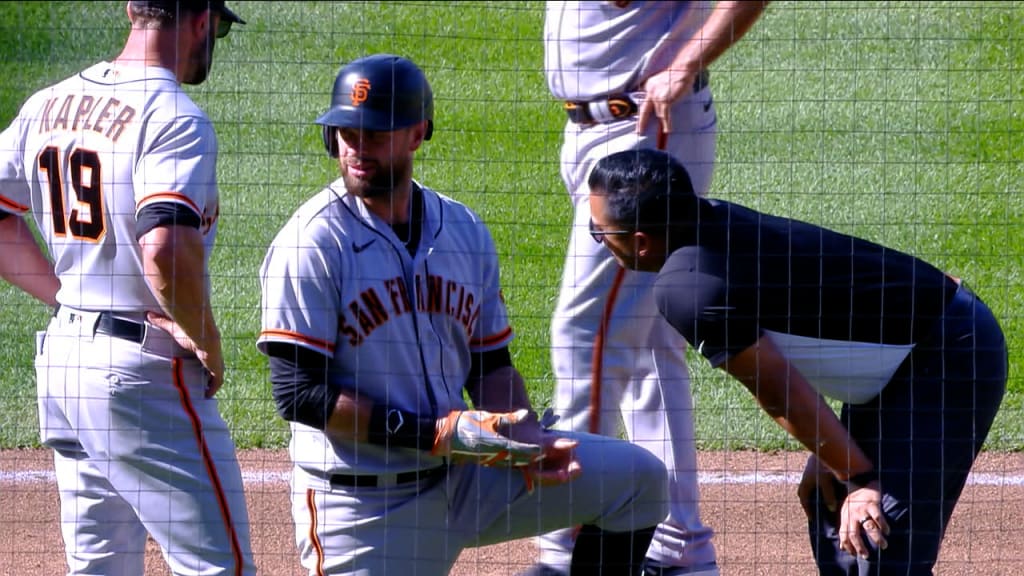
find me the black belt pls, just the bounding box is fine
[96,313,146,344]
[565,69,710,125]
[330,464,448,489]
[53,305,146,344]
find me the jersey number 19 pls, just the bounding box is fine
[38,146,105,241]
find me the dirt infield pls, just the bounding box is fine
[2,449,1022,575]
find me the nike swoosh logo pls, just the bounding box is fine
[352,239,375,253]
[703,96,714,113]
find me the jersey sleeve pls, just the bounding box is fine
[654,247,761,367]
[134,114,217,221]
[468,221,513,352]
[0,117,31,216]
[257,220,340,358]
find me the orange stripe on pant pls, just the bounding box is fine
[589,118,666,434]
[306,489,326,576]
[588,266,628,434]
[576,256,629,547]
[171,358,246,576]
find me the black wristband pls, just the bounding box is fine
[844,469,879,489]
[367,404,436,452]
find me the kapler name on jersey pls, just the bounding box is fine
[37,94,136,142]
[339,272,480,347]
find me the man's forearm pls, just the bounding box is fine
[140,225,219,344]
[326,391,373,442]
[0,215,59,306]
[726,337,874,479]
[327,391,436,453]
[769,385,874,479]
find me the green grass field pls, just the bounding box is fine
[0,1,1020,451]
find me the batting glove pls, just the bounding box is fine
[432,409,544,466]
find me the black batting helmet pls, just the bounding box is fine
[316,54,434,158]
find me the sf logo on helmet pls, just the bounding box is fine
[351,78,371,106]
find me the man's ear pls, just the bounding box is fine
[634,230,664,258]
[187,7,212,40]
[407,120,428,152]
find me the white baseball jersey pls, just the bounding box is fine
[1,61,253,575]
[544,0,712,101]
[258,180,514,476]
[0,62,219,311]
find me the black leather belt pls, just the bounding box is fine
[330,464,448,489]
[565,69,710,125]
[96,313,146,344]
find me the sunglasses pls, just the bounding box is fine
[216,19,234,39]
[589,217,633,244]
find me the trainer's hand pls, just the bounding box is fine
[840,481,889,559]
[146,311,225,398]
[432,409,544,465]
[798,454,838,520]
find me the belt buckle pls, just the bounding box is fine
[584,95,636,124]
[565,94,638,126]
[604,96,634,120]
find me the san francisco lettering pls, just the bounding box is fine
[338,273,480,347]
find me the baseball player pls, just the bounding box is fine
[257,53,670,576]
[0,2,254,575]
[589,148,1008,575]
[536,3,769,575]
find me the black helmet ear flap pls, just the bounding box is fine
[322,125,339,158]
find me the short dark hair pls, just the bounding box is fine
[129,2,178,27]
[588,148,699,233]
[128,1,244,27]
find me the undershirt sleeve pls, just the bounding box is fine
[135,202,202,239]
[467,346,513,381]
[264,342,342,431]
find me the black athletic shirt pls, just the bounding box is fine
[654,200,959,403]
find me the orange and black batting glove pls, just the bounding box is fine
[432,409,543,466]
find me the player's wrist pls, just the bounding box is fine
[367,404,436,452]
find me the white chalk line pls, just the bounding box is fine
[2,469,1023,486]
